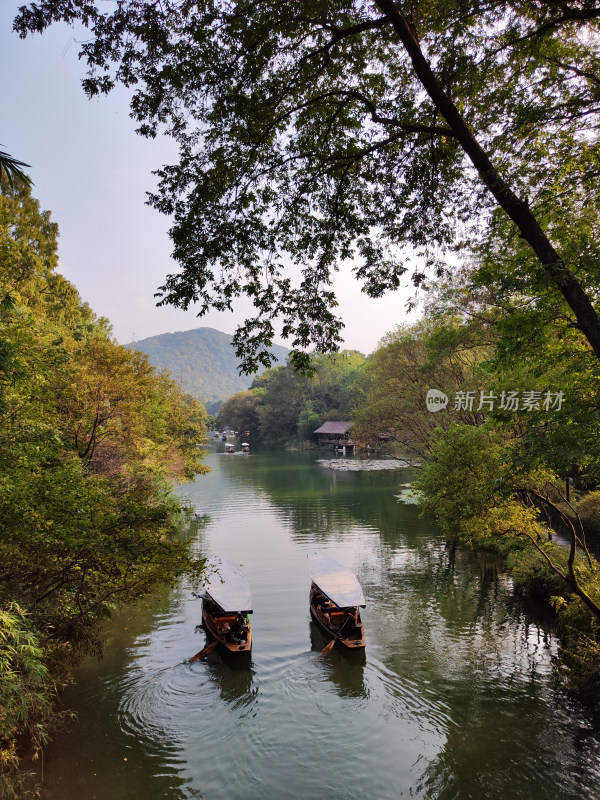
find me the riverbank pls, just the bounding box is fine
[416,425,600,708]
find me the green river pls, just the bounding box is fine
[37,446,600,800]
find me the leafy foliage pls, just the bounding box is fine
[351,317,492,454]
[0,605,52,799]
[217,350,365,443]
[562,636,600,703]
[0,151,32,190]
[425,248,600,484]
[575,491,600,538]
[0,182,209,787]
[216,389,262,437]
[14,0,600,367]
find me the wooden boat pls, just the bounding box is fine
[201,558,252,652]
[241,442,250,453]
[308,554,366,649]
[225,442,235,453]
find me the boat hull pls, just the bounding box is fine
[202,601,252,653]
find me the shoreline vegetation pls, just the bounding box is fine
[0,181,209,798]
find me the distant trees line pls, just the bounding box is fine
[216,350,365,445]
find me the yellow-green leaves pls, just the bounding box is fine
[0,183,209,785]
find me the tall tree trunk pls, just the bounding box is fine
[374,0,600,360]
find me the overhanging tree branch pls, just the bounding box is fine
[373,0,600,361]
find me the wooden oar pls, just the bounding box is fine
[319,638,336,656]
[189,640,218,662]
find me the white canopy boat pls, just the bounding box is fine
[308,553,366,649]
[201,557,252,652]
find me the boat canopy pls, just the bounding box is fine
[308,553,366,608]
[204,557,253,614]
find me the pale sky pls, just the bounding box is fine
[2,2,419,355]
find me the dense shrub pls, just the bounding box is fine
[575,491,600,542]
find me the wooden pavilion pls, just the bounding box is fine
[313,421,354,452]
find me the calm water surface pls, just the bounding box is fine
[39,447,600,800]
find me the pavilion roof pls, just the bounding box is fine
[313,421,352,435]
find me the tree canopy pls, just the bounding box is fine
[0,179,209,789]
[0,182,208,641]
[14,0,600,369]
[217,349,365,442]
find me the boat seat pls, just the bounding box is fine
[329,611,345,627]
[215,615,237,628]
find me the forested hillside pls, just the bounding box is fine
[0,180,208,797]
[127,329,289,412]
[217,350,365,443]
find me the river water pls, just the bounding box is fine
[37,446,600,800]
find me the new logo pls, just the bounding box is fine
[426,389,449,412]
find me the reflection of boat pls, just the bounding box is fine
[203,645,255,703]
[309,620,366,696]
[308,554,366,649]
[241,442,250,453]
[201,558,253,652]
[225,443,235,453]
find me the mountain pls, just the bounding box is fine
[126,327,289,413]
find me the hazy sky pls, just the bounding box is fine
[2,2,419,354]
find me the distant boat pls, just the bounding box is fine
[308,554,366,649]
[241,442,250,452]
[225,443,235,452]
[201,558,252,652]
[221,432,227,441]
